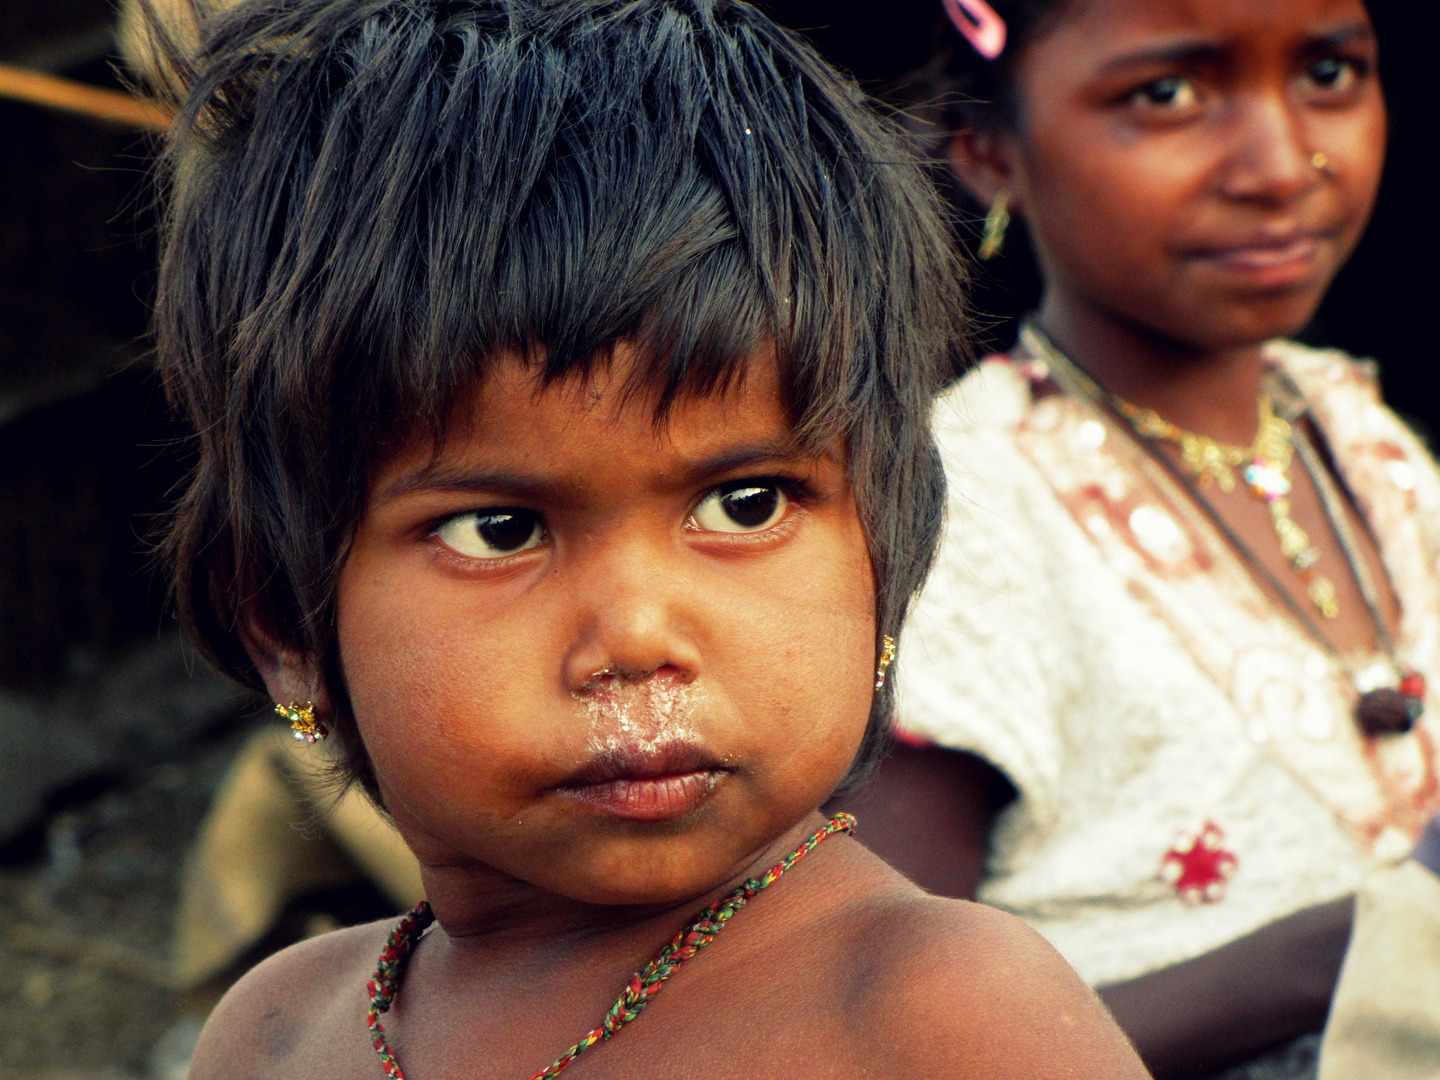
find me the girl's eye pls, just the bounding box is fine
[1304,56,1360,94]
[1129,75,1200,111]
[434,509,544,559]
[688,481,789,534]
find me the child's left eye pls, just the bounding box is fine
[434,509,545,558]
[688,481,790,534]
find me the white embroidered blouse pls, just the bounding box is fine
[896,336,1440,987]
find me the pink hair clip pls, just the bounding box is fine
[941,0,1007,60]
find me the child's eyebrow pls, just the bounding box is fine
[374,440,817,504]
[679,441,813,483]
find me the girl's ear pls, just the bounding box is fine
[946,129,1024,214]
[241,621,331,716]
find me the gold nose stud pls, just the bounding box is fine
[1311,151,1334,175]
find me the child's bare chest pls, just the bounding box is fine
[267,996,857,1080]
[286,947,865,1080]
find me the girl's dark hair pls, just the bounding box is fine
[143,0,967,800]
[892,0,1073,145]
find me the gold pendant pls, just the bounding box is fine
[1114,390,1338,620]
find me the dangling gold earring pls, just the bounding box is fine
[978,188,1012,261]
[875,635,898,690]
[276,700,328,743]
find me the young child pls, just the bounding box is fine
[835,0,1438,1076]
[139,1,1147,1076]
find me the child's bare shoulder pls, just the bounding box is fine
[825,887,1149,1078]
[187,919,392,1080]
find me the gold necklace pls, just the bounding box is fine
[1114,391,1337,619]
[1022,324,1427,734]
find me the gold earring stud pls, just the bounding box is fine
[978,188,1012,261]
[276,700,328,743]
[875,635,898,690]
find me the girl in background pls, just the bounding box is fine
[835,0,1440,1076]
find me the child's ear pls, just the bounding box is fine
[946,129,1024,215]
[241,620,332,716]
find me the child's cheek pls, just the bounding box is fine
[331,539,561,820]
[719,507,877,794]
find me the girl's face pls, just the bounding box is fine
[333,351,875,907]
[989,0,1384,348]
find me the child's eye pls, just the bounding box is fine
[434,509,545,558]
[688,481,790,534]
[1303,56,1362,94]
[1128,75,1200,111]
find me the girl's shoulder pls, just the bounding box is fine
[1268,339,1439,489]
[186,918,393,1080]
[929,354,1071,527]
[1264,337,1377,382]
[1264,338,1386,412]
[935,354,1038,439]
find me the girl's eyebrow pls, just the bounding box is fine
[1097,21,1374,74]
[375,440,812,504]
[1098,39,1227,74]
[1302,22,1377,53]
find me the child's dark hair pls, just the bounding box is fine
[144,0,968,800]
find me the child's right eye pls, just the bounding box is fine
[433,509,545,559]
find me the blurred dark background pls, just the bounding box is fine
[0,0,1434,1075]
[1,5,252,1076]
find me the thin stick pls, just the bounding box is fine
[0,62,170,131]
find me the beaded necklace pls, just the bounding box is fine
[366,812,857,1080]
[1023,324,1425,737]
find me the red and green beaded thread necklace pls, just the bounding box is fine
[366,812,857,1080]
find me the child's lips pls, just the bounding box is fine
[555,742,730,821]
[559,770,727,820]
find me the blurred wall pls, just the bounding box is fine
[1,2,182,695]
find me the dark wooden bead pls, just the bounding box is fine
[1355,688,1419,736]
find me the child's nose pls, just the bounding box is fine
[558,542,702,694]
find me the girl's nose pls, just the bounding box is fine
[1215,94,1319,207]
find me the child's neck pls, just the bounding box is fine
[414,814,829,968]
[1037,289,1270,448]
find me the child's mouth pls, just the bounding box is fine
[556,743,730,821]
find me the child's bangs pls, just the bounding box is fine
[162,0,887,459]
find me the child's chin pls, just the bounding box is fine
[535,814,776,905]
